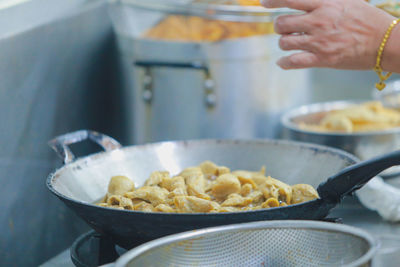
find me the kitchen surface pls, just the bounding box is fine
[2,0,400,266]
[39,198,400,267]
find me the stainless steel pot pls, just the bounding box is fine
[281,100,400,176]
[373,79,400,109]
[108,0,311,143]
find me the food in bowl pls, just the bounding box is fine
[298,101,400,133]
[143,16,274,42]
[238,0,262,6]
[376,0,400,17]
[143,1,273,42]
[98,161,319,213]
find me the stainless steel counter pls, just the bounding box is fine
[40,196,400,266]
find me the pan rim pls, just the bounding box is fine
[46,138,359,216]
[115,220,377,267]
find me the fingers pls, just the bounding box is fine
[261,0,320,11]
[274,14,312,34]
[279,34,313,51]
[277,52,320,69]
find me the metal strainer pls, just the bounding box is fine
[115,221,376,267]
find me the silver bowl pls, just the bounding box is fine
[115,220,377,267]
[373,79,400,109]
[281,100,400,176]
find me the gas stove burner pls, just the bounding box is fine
[70,218,342,267]
[70,230,144,267]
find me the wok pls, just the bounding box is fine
[47,130,398,249]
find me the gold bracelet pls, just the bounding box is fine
[374,18,400,91]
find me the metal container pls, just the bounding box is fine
[108,0,311,143]
[373,79,400,109]
[372,234,400,267]
[281,100,400,176]
[115,220,377,267]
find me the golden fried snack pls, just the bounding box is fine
[144,171,169,186]
[238,0,262,6]
[98,161,319,213]
[299,101,400,133]
[124,186,169,206]
[143,10,274,42]
[221,193,253,207]
[180,167,206,197]
[291,184,319,204]
[174,196,219,213]
[107,176,135,196]
[211,174,241,201]
[376,1,400,17]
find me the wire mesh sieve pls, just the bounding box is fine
[115,221,376,267]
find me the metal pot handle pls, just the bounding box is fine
[134,60,216,107]
[48,130,122,164]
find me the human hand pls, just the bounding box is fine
[261,0,395,70]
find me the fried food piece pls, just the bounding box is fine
[120,197,134,210]
[240,183,253,196]
[174,196,219,213]
[232,167,267,186]
[107,194,121,206]
[200,160,232,179]
[125,186,169,206]
[107,195,134,210]
[211,174,241,201]
[218,206,241,212]
[155,204,175,213]
[180,167,206,197]
[145,171,170,186]
[291,184,319,204]
[217,166,231,176]
[237,176,258,188]
[260,176,292,204]
[300,101,400,133]
[100,161,319,213]
[247,190,264,204]
[199,161,218,177]
[377,1,400,17]
[321,114,353,133]
[133,201,154,212]
[144,15,274,42]
[107,176,135,196]
[238,0,262,6]
[109,205,124,210]
[261,197,280,208]
[164,176,187,196]
[221,193,252,207]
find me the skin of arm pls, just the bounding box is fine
[261,0,400,73]
[382,21,400,72]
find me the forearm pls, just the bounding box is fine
[381,22,400,73]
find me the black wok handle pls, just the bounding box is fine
[317,150,400,203]
[48,130,122,164]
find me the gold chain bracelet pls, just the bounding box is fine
[374,18,400,91]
